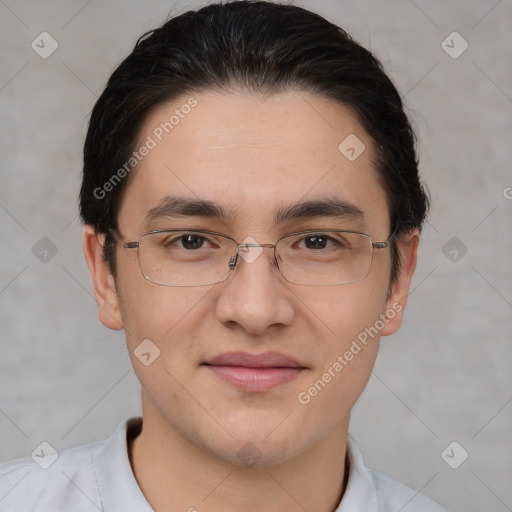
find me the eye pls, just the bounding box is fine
[162,233,213,250]
[300,234,339,250]
[180,234,207,250]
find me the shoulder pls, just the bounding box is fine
[343,436,448,512]
[0,416,144,512]
[368,469,448,512]
[1,416,153,511]
[0,437,105,511]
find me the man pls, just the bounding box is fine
[0,1,446,510]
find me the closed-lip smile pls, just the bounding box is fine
[203,351,307,392]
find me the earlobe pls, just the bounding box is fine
[381,229,420,337]
[83,225,124,331]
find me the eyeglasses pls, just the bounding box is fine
[119,228,394,287]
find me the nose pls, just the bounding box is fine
[214,244,294,336]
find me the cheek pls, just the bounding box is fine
[116,252,201,337]
[295,344,378,450]
[117,282,208,417]
[116,271,208,370]
[115,279,227,448]
[298,269,390,344]
[295,281,388,403]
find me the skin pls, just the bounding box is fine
[83,90,419,512]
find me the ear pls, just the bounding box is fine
[381,228,420,336]
[83,225,124,330]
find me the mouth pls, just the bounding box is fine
[202,351,307,392]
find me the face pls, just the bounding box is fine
[85,90,418,466]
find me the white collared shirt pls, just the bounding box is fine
[0,417,447,511]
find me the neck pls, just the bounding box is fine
[129,403,349,512]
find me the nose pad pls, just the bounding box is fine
[227,246,279,273]
[228,254,238,269]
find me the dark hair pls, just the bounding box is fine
[80,0,429,288]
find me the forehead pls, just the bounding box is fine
[119,91,389,234]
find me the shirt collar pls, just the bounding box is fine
[335,434,378,511]
[94,416,152,512]
[93,417,377,512]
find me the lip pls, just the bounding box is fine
[203,351,306,392]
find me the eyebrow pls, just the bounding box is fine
[144,195,365,228]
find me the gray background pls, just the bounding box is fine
[1,1,511,510]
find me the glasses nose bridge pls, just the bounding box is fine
[237,242,276,250]
[228,241,278,270]
[236,242,277,259]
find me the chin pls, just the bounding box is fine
[207,435,300,468]
[192,414,314,468]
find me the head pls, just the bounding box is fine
[81,1,428,466]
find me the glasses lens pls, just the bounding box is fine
[135,230,375,287]
[137,231,237,286]
[276,231,373,285]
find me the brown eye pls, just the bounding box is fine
[304,234,328,249]
[161,233,211,250]
[180,234,206,249]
